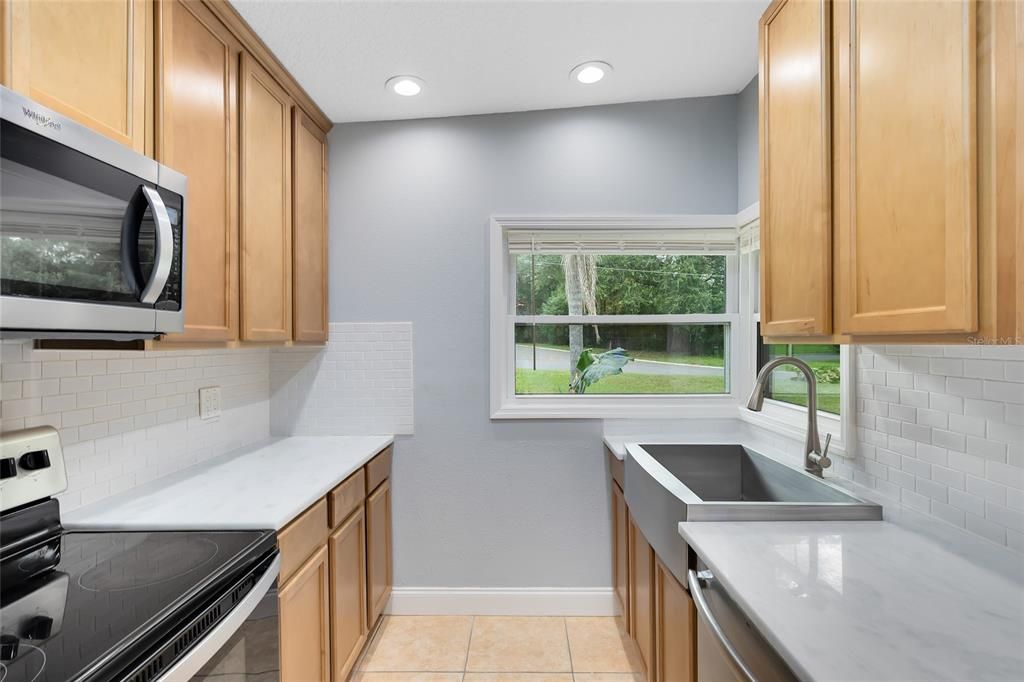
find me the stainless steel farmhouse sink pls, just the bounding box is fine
[625,443,882,584]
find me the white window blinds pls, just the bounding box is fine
[505,227,738,256]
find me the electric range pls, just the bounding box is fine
[0,427,281,682]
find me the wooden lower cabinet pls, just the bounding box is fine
[278,544,331,682]
[330,507,368,681]
[655,560,697,682]
[612,481,630,633]
[276,447,392,681]
[366,478,393,629]
[628,515,656,680]
[614,450,697,682]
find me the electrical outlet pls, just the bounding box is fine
[199,386,221,420]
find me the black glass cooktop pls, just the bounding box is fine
[0,528,275,682]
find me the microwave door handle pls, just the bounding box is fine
[137,186,174,305]
[120,185,148,298]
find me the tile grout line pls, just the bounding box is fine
[564,616,577,681]
[462,614,476,679]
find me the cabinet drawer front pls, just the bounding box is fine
[329,469,365,528]
[278,497,328,583]
[365,446,392,494]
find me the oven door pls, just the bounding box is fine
[0,86,185,338]
[157,554,281,682]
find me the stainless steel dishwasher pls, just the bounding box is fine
[688,558,799,682]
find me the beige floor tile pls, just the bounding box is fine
[572,675,643,681]
[466,671,577,675]
[565,617,644,674]
[359,615,474,672]
[465,617,571,673]
[350,674,464,682]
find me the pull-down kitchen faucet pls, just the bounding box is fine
[746,356,832,477]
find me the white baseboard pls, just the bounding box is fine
[386,587,619,616]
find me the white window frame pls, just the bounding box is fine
[733,203,854,455]
[489,215,742,419]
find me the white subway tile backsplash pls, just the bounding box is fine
[931,429,966,452]
[949,487,986,517]
[848,345,1024,552]
[948,412,987,437]
[983,380,1024,404]
[0,340,271,512]
[270,322,414,437]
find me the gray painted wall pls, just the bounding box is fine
[736,76,759,209]
[329,96,739,587]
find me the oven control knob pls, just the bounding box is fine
[0,634,18,660]
[0,457,16,479]
[23,616,53,641]
[18,450,50,471]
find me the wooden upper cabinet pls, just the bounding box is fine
[758,0,832,337]
[157,0,239,343]
[292,109,329,343]
[834,0,978,335]
[7,0,151,152]
[240,53,293,342]
[278,545,331,682]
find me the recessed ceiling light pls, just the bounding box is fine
[385,75,424,97]
[570,61,612,85]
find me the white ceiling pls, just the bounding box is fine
[231,0,769,124]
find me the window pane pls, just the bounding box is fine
[515,324,728,395]
[760,342,841,415]
[515,254,726,315]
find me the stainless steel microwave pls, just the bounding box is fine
[0,86,186,340]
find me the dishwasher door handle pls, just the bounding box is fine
[688,568,756,682]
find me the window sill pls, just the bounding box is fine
[491,395,739,420]
[738,399,847,457]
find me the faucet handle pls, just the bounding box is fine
[819,433,833,470]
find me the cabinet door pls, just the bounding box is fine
[612,482,629,633]
[366,479,393,629]
[330,508,368,682]
[834,0,977,335]
[8,0,150,152]
[628,516,655,680]
[279,544,330,682]
[758,0,832,337]
[292,109,329,343]
[157,0,239,342]
[240,52,293,342]
[655,561,696,682]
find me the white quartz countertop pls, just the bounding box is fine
[64,435,393,531]
[679,520,1024,682]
